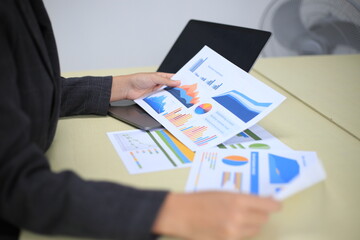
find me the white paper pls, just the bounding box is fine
[107,125,290,174]
[107,128,194,174]
[185,149,326,200]
[136,46,286,151]
[218,125,292,151]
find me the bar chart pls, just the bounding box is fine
[189,57,207,73]
[180,125,218,147]
[163,107,193,127]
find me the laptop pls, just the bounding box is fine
[108,19,271,130]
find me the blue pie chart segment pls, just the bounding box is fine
[195,103,212,114]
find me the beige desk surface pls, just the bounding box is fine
[21,60,360,240]
[252,54,360,140]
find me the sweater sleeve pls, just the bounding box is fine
[0,72,168,239]
[60,76,113,117]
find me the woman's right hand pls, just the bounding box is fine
[152,192,281,240]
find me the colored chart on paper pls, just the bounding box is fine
[180,125,218,146]
[129,152,143,169]
[195,103,212,114]
[269,154,300,183]
[218,130,256,149]
[165,84,200,108]
[218,143,246,149]
[107,128,198,174]
[221,172,242,191]
[249,143,270,149]
[154,129,194,164]
[143,95,167,114]
[163,107,193,127]
[206,79,216,86]
[212,83,223,90]
[112,131,156,151]
[217,126,276,150]
[222,155,248,166]
[202,151,218,170]
[112,132,165,169]
[189,57,207,72]
[213,90,272,123]
[193,72,223,90]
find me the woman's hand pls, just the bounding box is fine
[152,192,281,240]
[110,72,180,102]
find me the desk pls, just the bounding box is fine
[21,56,360,240]
[252,54,360,140]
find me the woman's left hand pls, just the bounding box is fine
[110,72,180,102]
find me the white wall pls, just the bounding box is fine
[43,0,270,72]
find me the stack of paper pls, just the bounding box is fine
[108,46,326,200]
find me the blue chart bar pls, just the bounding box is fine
[206,79,216,86]
[212,83,223,90]
[250,152,259,195]
[189,57,207,72]
[194,135,218,146]
[238,132,249,138]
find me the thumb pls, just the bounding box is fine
[155,72,181,87]
[165,79,181,87]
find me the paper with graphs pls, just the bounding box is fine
[185,148,326,200]
[135,46,286,151]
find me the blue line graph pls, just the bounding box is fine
[165,84,199,108]
[213,90,272,123]
[143,95,167,113]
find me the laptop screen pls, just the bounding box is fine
[158,19,271,73]
[109,20,271,130]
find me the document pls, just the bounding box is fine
[185,149,326,200]
[135,46,286,151]
[107,125,290,174]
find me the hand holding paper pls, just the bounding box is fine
[136,46,286,151]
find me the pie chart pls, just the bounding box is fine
[195,103,212,114]
[222,155,248,166]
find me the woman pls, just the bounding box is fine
[0,0,280,239]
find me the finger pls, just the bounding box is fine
[156,72,175,79]
[240,225,262,238]
[153,75,180,87]
[246,210,272,227]
[166,80,181,87]
[239,195,282,213]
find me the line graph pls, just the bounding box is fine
[143,95,167,113]
[213,90,272,123]
[165,84,200,108]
